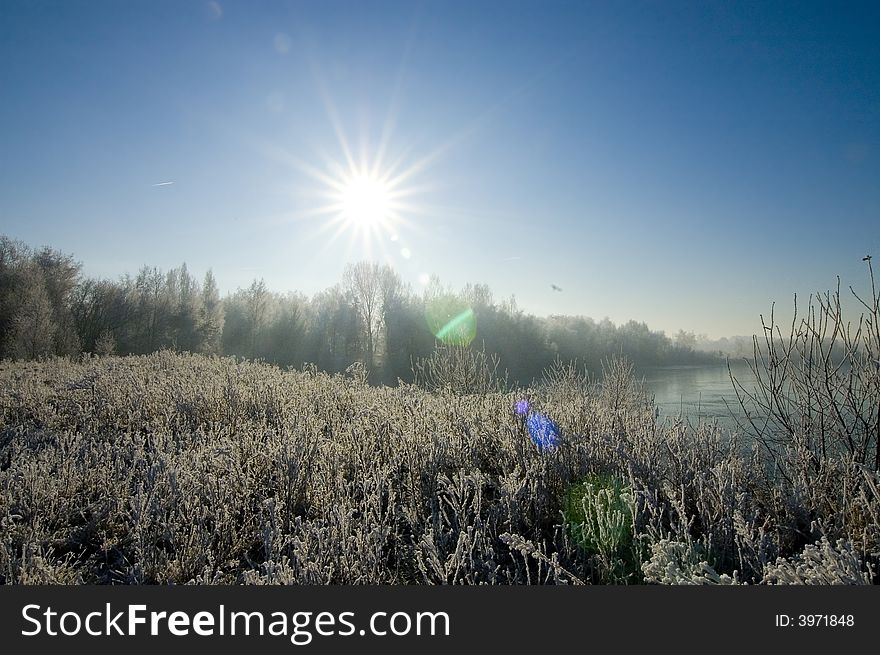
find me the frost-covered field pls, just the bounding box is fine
[0,352,876,584]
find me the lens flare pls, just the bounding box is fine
[425,295,476,346]
[526,414,560,452]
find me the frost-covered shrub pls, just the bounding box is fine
[0,351,877,584]
[642,539,740,585]
[762,537,873,585]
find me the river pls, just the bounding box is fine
[638,361,756,430]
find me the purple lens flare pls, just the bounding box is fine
[526,413,560,452]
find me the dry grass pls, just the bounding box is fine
[0,351,876,584]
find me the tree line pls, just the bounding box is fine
[0,235,720,385]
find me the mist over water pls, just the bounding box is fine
[639,361,756,430]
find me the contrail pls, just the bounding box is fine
[151,181,175,187]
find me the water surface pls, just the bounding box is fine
[638,362,756,430]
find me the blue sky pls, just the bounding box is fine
[1,0,878,337]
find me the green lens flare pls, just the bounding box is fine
[425,296,477,346]
[436,308,475,342]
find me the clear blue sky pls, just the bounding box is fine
[1,0,878,337]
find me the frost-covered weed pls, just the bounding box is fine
[0,351,876,584]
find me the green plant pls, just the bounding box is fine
[562,473,639,581]
[563,474,633,555]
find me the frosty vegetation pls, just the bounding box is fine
[0,235,878,585]
[0,347,876,584]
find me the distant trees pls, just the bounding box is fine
[303,286,361,372]
[197,270,224,354]
[475,297,549,383]
[33,246,81,355]
[674,330,697,350]
[0,237,80,359]
[343,261,407,369]
[63,258,227,358]
[221,280,270,360]
[167,263,200,352]
[71,278,127,354]
[264,292,306,365]
[10,265,56,359]
[243,279,270,359]
[71,264,229,356]
[381,293,434,384]
[0,234,723,380]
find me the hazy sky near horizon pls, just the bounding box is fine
[1,0,878,338]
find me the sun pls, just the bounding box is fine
[338,172,392,230]
[314,163,412,257]
[279,100,432,259]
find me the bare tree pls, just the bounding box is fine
[344,261,399,368]
[198,269,224,354]
[245,278,270,359]
[132,266,169,353]
[731,260,880,472]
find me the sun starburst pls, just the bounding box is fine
[334,171,395,233]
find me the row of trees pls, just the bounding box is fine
[0,236,720,384]
[0,237,81,359]
[72,264,224,357]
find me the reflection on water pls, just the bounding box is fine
[638,362,756,431]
